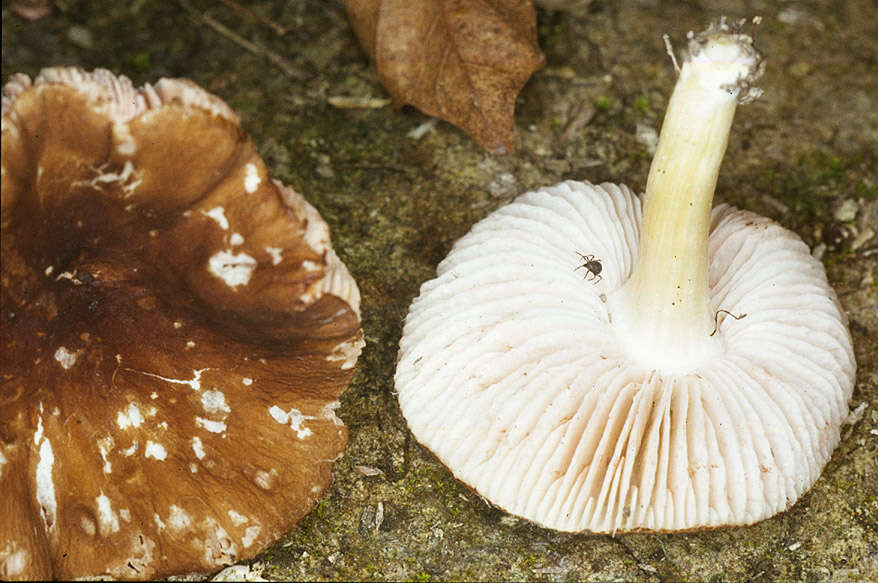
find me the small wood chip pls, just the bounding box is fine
[357,501,385,535]
[327,95,391,109]
[562,102,597,141]
[851,227,875,251]
[846,402,868,425]
[354,464,385,476]
[407,118,439,140]
[761,194,790,215]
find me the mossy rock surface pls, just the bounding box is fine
[3,1,876,581]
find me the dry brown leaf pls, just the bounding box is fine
[345,0,545,153]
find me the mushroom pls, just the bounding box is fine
[1,67,364,579]
[395,20,856,532]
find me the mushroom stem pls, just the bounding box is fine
[613,21,763,372]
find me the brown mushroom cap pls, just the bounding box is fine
[0,67,364,579]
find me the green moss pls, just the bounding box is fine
[595,96,612,111]
[856,180,878,200]
[315,499,329,520]
[633,95,650,113]
[124,51,152,72]
[759,150,874,221]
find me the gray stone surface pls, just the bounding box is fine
[3,1,876,580]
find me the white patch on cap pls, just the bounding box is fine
[195,417,227,434]
[173,321,183,329]
[242,525,261,548]
[117,403,144,429]
[130,367,208,391]
[229,232,244,246]
[34,415,57,531]
[0,543,28,576]
[98,436,114,473]
[72,160,142,197]
[96,492,121,535]
[208,250,257,288]
[54,270,81,285]
[267,406,314,439]
[244,163,261,193]
[119,531,156,576]
[122,442,138,456]
[80,516,96,536]
[154,513,166,531]
[202,206,230,230]
[254,468,278,490]
[322,401,344,427]
[326,337,363,370]
[201,518,237,566]
[191,436,206,460]
[227,510,248,526]
[201,390,231,415]
[120,508,131,522]
[242,377,253,386]
[267,406,287,424]
[113,123,137,156]
[33,407,45,442]
[168,505,191,531]
[54,346,81,369]
[265,246,283,266]
[302,260,320,272]
[144,441,167,460]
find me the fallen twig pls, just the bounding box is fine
[177,0,305,79]
[215,0,288,36]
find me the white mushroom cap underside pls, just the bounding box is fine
[395,181,855,533]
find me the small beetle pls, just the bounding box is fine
[575,253,603,284]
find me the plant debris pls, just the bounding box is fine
[345,0,545,153]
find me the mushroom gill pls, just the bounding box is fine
[394,20,856,533]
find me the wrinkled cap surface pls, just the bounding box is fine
[0,67,363,579]
[395,180,855,533]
